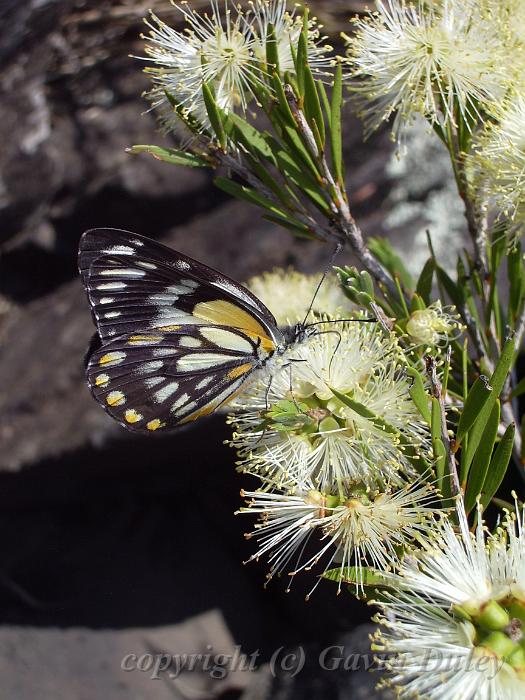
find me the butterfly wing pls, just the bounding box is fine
[78,228,282,349]
[86,325,264,432]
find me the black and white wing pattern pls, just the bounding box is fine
[79,228,285,432]
[86,326,264,431]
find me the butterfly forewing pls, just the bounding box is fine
[79,228,285,431]
[79,228,281,343]
[86,326,263,431]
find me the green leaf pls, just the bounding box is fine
[262,214,313,238]
[480,422,515,510]
[266,23,280,75]
[270,73,296,128]
[330,60,344,187]
[329,387,399,436]
[214,177,286,217]
[435,265,465,308]
[303,62,325,149]
[225,114,276,163]
[407,367,431,424]
[461,337,516,480]
[202,82,227,149]
[323,566,392,589]
[128,145,209,168]
[455,375,493,448]
[416,258,434,305]
[368,237,414,291]
[273,148,330,214]
[295,22,307,96]
[317,80,332,131]
[511,375,525,399]
[465,400,500,512]
[508,240,525,322]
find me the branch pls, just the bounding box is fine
[284,86,399,299]
[425,354,462,498]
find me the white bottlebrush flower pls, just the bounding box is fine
[246,268,353,326]
[141,1,261,130]
[469,95,525,223]
[372,498,525,699]
[241,477,436,596]
[345,0,508,142]
[229,322,430,490]
[406,301,462,347]
[248,0,333,76]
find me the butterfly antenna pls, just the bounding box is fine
[302,242,343,327]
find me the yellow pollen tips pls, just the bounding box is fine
[228,363,253,379]
[125,409,143,424]
[96,373,110,387]
[127,335,164,345]
[147,419,164,431]
[99,352,126,366]
[106,391,126,407]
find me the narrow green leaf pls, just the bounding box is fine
[295,25,307,96]
[266,23,280,75]
[303,62,325,148]
[511,375,525,399]
[480,422,515,510]
[128,144,209,168]
[407,367,431,424]
[274,149,330,213]
[226,114,276,163]
[461,337,516,478]
[317,80,332,131]
[330,61,344,187]
[435,265,465,308]
[329,387,399,436]
[214,177,285,216]
[202,82,226,149]
[262,214,313,238]
[368,237,414,291]
[416,258,434,305]
[456,375,493,447]
[323,566,392,589]
[465,400,500,512]
[281,124,320,179]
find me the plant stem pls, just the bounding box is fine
[284,85,399,299]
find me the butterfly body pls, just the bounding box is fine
[79,228,295,432]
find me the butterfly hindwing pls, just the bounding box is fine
[79,228,281,345]
[86,326,261,432]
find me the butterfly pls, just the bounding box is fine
[79,228,313,433]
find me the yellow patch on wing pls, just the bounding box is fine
[227,363,253,379]
[96,373,110,387]
[127,335,164,345]
[99,352,126,366]
[125,409,143,424]
[107,391,125,407]
[147,419,165,431]
[156,325,182,332]
[193,300,275,352]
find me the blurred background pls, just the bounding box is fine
[0,1,464,698]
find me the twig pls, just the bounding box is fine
[284,86,399,299]
[425,355,462,498]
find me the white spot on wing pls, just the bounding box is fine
[200,327,252,353]
[100,297,114,305]
[104,311,121,319]
[97,282,127,290]
[152,348,178,358]
[177,353,235,371]
[144,377,164,388]
[100,269,146,277]
[103,245,134,255]
[171,393,190,413]
[179,336,202,348]
[196,376,214,390]
[138,360,164,374]
[180,279,199,289]
[137,261,157,270]
[176,260,191,271]
[154,381,180,403]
